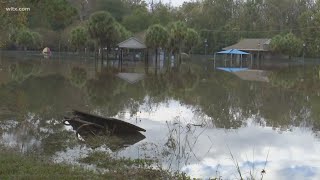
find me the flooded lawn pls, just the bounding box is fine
[1,52,320,179]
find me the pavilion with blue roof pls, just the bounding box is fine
[213,49,253,71]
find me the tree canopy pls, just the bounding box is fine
[2,0,320,57]
[270,33,303,58]
[70,26,88,51]
[185,28,200,54]
[88,11,119,48]
[146,24,169,49]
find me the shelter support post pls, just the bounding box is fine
[214,53,216,69]
[231,54,233,67]
[225,54,227,67]
[120,49,123,72]
[118,48,121,69]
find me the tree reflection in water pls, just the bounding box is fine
[70,67,87,88]
[1,58,320,178]
[9,61,41,83]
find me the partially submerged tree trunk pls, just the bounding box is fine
[178,47,182,66]
[100,47,103,68]
[106,48,109,67]
[118,49,121,70]
[155,48,158,74]
[145,49,149,74]
[167,49,173,71]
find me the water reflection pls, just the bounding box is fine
[180,124,320,180]
[0,113,41,153]
[74,130,145,151]
[9,61,41,83]
[0,53,320,179]
[70,67,87,88]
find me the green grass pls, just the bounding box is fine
[0,150,100,180]
[0,149,191,180]
[79,151,191,180]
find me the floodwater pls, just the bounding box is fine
[1,51,320,180]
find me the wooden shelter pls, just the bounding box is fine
[118,37,147,49]
[117,37,147,71]
[223,39,271,60]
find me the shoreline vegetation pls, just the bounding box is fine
[1,0,320,58]
[0,144,268,180]
[0,147,191,180]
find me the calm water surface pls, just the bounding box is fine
[0,51,320,180]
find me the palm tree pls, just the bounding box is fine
[167,21,188,65]
[185,28,200,55]
[88,11,120,63]
[70,26,88,53]
[146,24,169,72]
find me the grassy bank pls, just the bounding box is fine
[0,150,99,180]
[79,151,190,180]
[0,149,190,180]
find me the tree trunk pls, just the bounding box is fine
[80,1,85,21]
[118,49,121,70]
[163,50,166,66]
[155,48,158,74]
[100,47,103,68]
[106,48,109,67]
[145,49,149,74]
[93,45,98,71]
[167,50,172,71]
[179,47,182,66]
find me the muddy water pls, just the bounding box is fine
[0,51,320,179]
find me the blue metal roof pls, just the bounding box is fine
[216,67,249,72]
[217,49,250,55]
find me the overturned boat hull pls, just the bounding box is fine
[63,110,146,150]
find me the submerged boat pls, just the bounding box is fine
[63,110,146,150]
[64,110,146,135]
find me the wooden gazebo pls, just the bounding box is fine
[117,37,147,71]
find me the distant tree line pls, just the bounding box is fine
[1,0,320,57]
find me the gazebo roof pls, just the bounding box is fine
[118,37,147,49]
[217,49,250,55]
